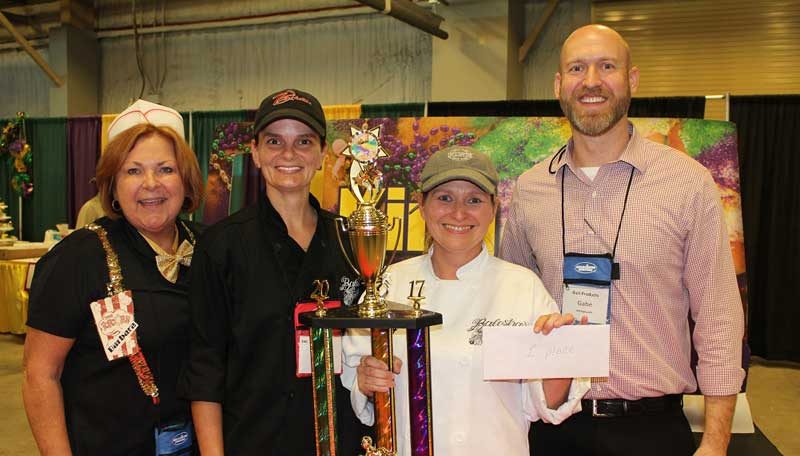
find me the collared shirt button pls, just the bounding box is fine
[453,432,466,444]
[586,230,594,235]
[592,191,597,198]
[459,356,469,366]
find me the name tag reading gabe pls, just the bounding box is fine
[562,284,609,325]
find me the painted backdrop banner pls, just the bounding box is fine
[202,116,745,313]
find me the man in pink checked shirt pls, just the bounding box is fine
[500,24,744,456]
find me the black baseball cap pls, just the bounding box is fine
[253,89,326,139]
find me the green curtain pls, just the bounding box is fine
[0,118,21,239]
[361,103,425,118]
[24,118,68,241]
[0,162,22,240]
[190,110,249,221]
[229,153,247,214]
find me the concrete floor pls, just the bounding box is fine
[746,357,800,455]
[0,334,798,455]
[0,335,31,456]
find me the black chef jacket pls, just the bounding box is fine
[179,194,371,455]
[27,216,201,455]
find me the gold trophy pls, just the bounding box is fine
[300,122,441,456]
[336,122,398,317]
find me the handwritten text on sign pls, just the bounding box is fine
[482,325,610,379]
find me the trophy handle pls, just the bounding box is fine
[374,187,386,205]
[335,217,361,276]
[383,217,403,271]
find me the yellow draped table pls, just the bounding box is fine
[0,259,35,334]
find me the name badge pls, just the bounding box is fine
[294,300,343,377]
[89,290,141,361]
[562,284,609,325]
[562,253,613,325]
[155,421,194,455]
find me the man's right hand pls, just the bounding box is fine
[356,355,402,397]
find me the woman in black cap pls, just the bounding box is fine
[180,89,369,455]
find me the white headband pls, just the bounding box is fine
[107,99,184,142]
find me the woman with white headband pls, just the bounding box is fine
[22,100,203,455]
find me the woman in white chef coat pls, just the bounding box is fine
[342,146,589,455]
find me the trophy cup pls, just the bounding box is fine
[300,122,442,456]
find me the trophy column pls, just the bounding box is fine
[406,327,433,455]
[308,281,338,456]
[371,328,396,450]
[302,307,440,456]
[301,121,442,456]
[310,326,338,456]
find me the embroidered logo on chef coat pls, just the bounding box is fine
[467,317,528,345]
[340,276,362,307]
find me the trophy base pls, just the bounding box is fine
[299,301,442,329]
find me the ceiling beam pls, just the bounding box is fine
[59,0,93,30]
[1,10,28,22]
[0,0,59,9]
[356,0,448,39]
[1,10,55,33]
[0,11,63,86]
[0,10,58,45]
[518,0,559,63]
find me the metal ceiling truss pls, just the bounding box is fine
[355,0,449,39]
[2,0,450,87]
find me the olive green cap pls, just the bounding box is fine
[420,145,498,195]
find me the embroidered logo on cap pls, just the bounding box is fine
[272,90,311,106]
[575,262,598,274]
[447,148,473,161]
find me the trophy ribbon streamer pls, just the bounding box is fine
[407,327,434,456]
[310,327,338,456]
[371,328,397,452]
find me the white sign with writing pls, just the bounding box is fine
[482,325,610,379]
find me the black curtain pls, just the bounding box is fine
[361,103,425,118]
[628,96,706,118]
[427,100,563,117]
[425,96,705,118]
[731,95,800,362]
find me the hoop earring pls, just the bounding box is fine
[111,199,122,212]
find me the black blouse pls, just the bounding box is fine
[179,194,371,455]
[27,216,202,455]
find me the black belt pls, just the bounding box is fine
[581,394,683,418]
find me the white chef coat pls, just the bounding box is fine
[341,245,589,455]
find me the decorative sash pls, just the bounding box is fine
[87,223,159,404]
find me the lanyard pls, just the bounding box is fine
[560,163,635,261]
[87,223,160,404]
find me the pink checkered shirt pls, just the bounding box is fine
[500,126,745,400]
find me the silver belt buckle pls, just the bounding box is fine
[591,400,615,418]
